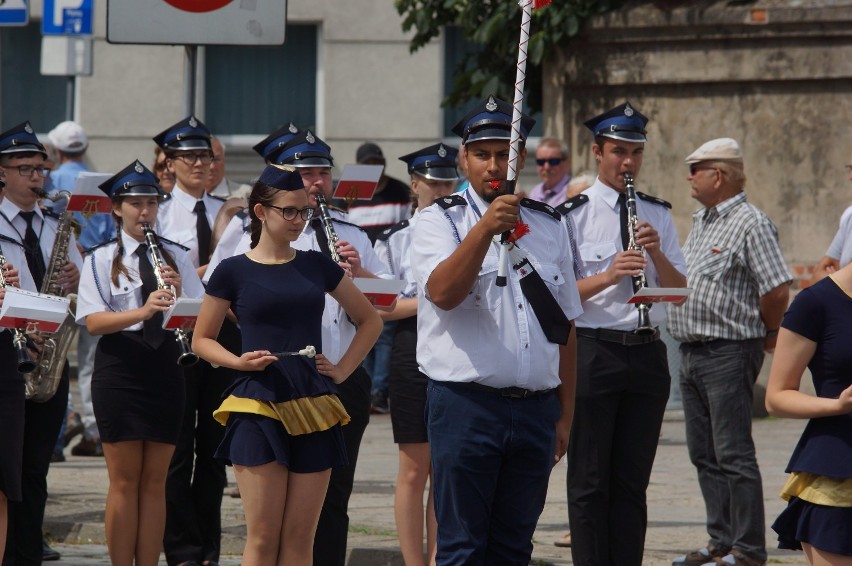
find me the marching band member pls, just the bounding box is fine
[410,96,582,564]
[153,117,230,566]
[373,143,458,566]
[193,163,381,565]
[559,102,686,566]
[0,166,34,562]
[76,161,204,566]
[0,121,83,565]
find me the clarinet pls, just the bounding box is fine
[623,173,655,335]
[141,224,199,367]
[0,249,37,373]
[314,193,344,264]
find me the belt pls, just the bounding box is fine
[681,337,762,349]
[576,326,660,346]
[438,380,555,399]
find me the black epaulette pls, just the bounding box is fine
[0,233,24,248]
[520,198,560,221]
[83,238,117,255]
[556,194,589,215]
[328,204,347,214]
[162,192,173,202]
[158,236,191,252]
[434,195,467,209]
[331,217,367,232]
[41,207,62,220]
[375,220,409,242]
[637,191,672,209]
[208,194,227,203]
[235,208,249,221]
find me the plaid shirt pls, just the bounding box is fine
[667,192,791,342]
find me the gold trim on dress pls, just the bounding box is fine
[780,472,852,507]
[213,394,351,436]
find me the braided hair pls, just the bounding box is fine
[247,180,281,249]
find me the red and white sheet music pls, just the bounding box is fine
[627,287,692,305]
[162,298,203,331]
[332,164,384,201]
[66,172,113,215]
[0,287,70,333]
[353,278,405,308]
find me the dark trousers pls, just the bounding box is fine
[428,381,560,566]
[163,360,229,566]
[679,339,766,561]
[312,366,371,566]
[3,368,69,566]
[568,335,670,566]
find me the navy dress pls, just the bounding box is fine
[771,276,852,555]
[205,251,348,473]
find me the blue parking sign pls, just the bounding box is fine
[0,0,29,26]
[42,0,93,35]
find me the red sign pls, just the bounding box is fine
[163,0,234,13]
[164,315,197,331]
[0,317,62,333]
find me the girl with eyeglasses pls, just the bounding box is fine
[192,164,382,565]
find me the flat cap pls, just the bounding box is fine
[685,138,743,164]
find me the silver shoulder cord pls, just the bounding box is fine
[91,255,117,312]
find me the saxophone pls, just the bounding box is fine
[24,190,78,402]
[141,223,199,367]
[623,173,655,335]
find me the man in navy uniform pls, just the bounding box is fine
[559,102,687,566]
[410,96,582,564]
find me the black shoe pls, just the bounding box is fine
[63,418,84,448]
[71,437,104,457]
[50,449,65,463]
[370,391,389,414]
[43,541,61,561]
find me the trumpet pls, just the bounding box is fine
[141,223,199,367]
[314,193,344,264]
[0,253,37,373]
[623,173,655,335]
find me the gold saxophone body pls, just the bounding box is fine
[24,190,78,402]
[141,223,199,367]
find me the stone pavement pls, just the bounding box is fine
[44,412,807,566]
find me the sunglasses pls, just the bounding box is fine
[536,158,563,167]
[689,164,717,176]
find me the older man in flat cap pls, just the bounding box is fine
[668,138,791,566]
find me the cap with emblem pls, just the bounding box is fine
[253,123,301,163]
[451,95,536,145]
[256,164,306,191]
[399,143,459,181]
[584,102,648,143]
[153,116,212,152]
[99,160,166,200]
[685,138,743,165]
[0,121,48,158]
[275,130,334,168]
[48,121,88,154]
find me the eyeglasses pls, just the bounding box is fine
[265,205,314,221]
[689,164,717,176]
[9,165,51,178]
[173,152,214,166]
[536,158,563,167]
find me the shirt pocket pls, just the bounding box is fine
[109,273,143,312]
[535,262,566,295]
[578,241,618,276]
[691,249,731,282]
[459,256,501,311]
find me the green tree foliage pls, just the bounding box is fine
[395,0,628,113]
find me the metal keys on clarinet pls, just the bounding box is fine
[141,223,200,366]
[314,193,344,264]
[623,173,655,335]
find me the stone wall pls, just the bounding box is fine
[545,0,852,265]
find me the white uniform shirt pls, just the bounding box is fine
[565,178,686,331]
[0,198,84,288]
[411,188,583,390]
[204,212,249,285]
[156,186,224,267]
[0,234,38,336]
[826,204,852,268]
[373,213,419,299]
[76,229,205,330]
[203,208,390,365]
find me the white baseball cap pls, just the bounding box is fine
[48,121,88,154]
